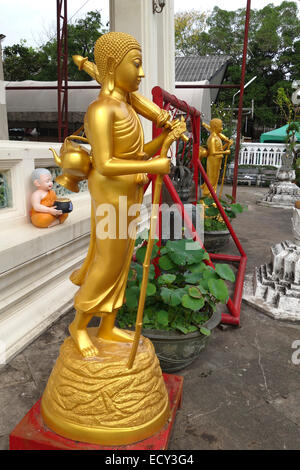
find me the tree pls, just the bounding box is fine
[3,10,107,81]
[175,10,206,55]
[174,2,300,134]
[3,40,47,81]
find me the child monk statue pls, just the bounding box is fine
[30,168,68,228]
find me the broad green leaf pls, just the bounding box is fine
[188,286,203,299]
[170,291,183,307]
[160,287,172,304]
[184,272,203,284]
[189,263,207,273]
[125,286,140,309]
[206,206,219,217]
[208,278,229,303]
[136,244,159,264]
[168,250,187,266]
[215,264,235,282]
[174,324,189,334]
[181,294,205,311]
[136,245,147,264]
[203,197,214,206]
[146,283,156,296]
[158,274,176,285]
[200,327,211,336]
[160,287,182,306]
[159,255,176,271]
[130,262,155,281]
[156,310,169,326]
[203,268,219,281]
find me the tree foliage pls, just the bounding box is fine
[175,2,300,132]
[3,10,107,81]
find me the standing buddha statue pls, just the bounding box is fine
[41,32,186,446]
[200,118,233,197]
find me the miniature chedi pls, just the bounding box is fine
[244,201,300,320]
[41,32,187,445]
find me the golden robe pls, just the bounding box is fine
[71,99,145,316]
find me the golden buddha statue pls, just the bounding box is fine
[41,32,186,446]
[200,118,233,197]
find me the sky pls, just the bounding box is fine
[0,0,299,48]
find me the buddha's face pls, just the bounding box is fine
[114,49,145,93]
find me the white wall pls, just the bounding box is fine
[0,40,8,140]
[109,0,175,142]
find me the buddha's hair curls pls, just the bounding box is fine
[94,32,141,83]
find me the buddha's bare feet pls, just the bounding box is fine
[97,326,134,343]
[69,322,98,358]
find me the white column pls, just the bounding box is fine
[0,37,8,140]
[109,0,175,141]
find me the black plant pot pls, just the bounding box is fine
[204,230,230,253]
[142,310,221,373]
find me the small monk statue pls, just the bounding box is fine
[30,168,68,228]
[200,119,233,197]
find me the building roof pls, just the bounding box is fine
[175,55,231,82]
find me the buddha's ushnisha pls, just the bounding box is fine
[68,32,173,357]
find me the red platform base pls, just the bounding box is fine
[9,373,183,450]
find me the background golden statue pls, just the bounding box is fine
[200,118,233,197]
[41,32,186,446]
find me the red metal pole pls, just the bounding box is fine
[57,0,68,142]
[63,0,68,140]
[57,0,62,142]
[232,0,251,201]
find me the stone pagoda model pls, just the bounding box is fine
[243,202,300,321]
[258,153,300,208]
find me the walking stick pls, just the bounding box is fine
[218,140,233,200]
[127,117,188,369]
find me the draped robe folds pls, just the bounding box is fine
[71,99,145,316]
[201,134,224,196]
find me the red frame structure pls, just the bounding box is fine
[151,86,247,326]
[56,0,69,142]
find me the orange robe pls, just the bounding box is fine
[30,190,68,228]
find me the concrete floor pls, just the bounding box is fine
[1,185,300,450]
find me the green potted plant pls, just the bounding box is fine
[199,195,246,252]
[118,236,235,372]
[169,138,194,202]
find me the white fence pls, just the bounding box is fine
[239,143,286,167]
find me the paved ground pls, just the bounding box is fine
[1,185,300,450]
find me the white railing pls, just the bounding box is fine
[0,140,89,228]
[239,143,286,167]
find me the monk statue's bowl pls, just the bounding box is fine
[54,198,73,213]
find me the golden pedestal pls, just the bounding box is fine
[41,328,170,446]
